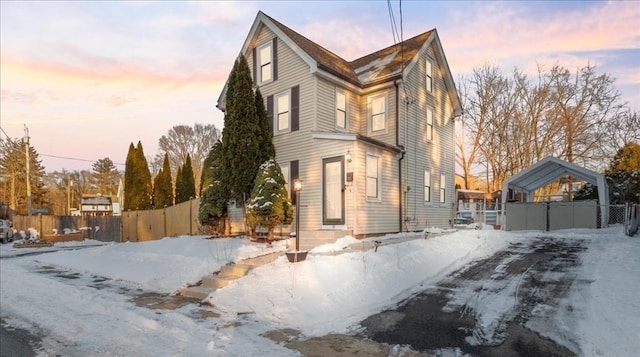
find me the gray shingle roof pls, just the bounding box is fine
[263,12,434,88]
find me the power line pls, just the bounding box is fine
[40,153,125,166]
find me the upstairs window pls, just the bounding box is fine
[440,174,446,203]
[366,154,380,199]
[424,171,431,202]
[426,58,433,92]
[368,93,387,133]
[258,42,273,84]
[426,108,434,141]
[276,91,290,133]
[336,89,347,130]
[267,85,299,134]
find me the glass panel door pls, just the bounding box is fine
[323,156,345,225]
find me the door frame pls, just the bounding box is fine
[322,156,345,226]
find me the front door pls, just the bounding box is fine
[323,156,345,225]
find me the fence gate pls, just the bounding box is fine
[505,201,598,231]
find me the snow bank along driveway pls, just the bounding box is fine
[0,228,637,356]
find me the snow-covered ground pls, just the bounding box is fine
[0,226,638,356]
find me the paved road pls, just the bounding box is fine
[0,318,39,357]
[361,236,587,356]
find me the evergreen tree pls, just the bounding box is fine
[199,141,231,234]
[124,141,152,210]
[175,166,184,203]
[0,138,47,214]
[91,158,120,195]
[135,141,153,210]
[574,142,640,203]
[123,143,136,210]
[246,159,293,240]
[181,154,196,201]
[255,87,275,163]
[222,55,263,204]
[153,153,174,208]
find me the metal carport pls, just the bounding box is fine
[500,156,609,229]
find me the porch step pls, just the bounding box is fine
[178,251,283,300]
[180,285,213,300]
[219,264,250,278]
[201,275,236,289]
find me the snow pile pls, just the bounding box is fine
[1,227,638,356]
[32,236,286,293]
[309,236,360,253]
[208,229,517,337]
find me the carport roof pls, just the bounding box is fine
[504,156,603,192]
[501,156,609,228]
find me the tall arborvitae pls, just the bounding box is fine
[123,143,136,210]
[198,141,231,233]
[222,55,263,204]
[199,142,217,196]
[135,141,153,210]
[174,166,184,203]
[153,153,173,208]
[255,87,275,163]
[181,154,196,201]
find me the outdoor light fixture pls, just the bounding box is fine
[286,179,307,262]
[346,149,352,163]
[293,179,302,250]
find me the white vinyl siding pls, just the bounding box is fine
[439,174,446,203]
[276,90,290,133]
[336,89,347,130]
[426,108,434,141]
[424,171,431,202]
[366,154,380,200]
[368,93,387,134]
[426,58,433,93]
[258,42,273,84]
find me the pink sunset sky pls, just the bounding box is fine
[1,1,638,172]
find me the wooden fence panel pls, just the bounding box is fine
[12,215,122,242]
[12,197,202,243]
[166,200,193,236]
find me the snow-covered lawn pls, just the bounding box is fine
[0,227,637,356]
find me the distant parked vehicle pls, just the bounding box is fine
[0,219,14,243]
[454,210,474,225]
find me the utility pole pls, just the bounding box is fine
[67,174,71,215]
[24,124,31,218]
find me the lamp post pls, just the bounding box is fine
[293,179,302,251]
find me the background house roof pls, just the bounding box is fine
[81,196,112,205]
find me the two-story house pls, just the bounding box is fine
[217,11,462,249]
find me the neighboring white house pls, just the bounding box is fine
[80,196,113,216]
[217,11,462,248]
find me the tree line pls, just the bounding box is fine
[457,63,639,193]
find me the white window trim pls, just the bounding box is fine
[365,153,382,202]
[426,107,434,142]
[335,88,348,131]
[367,92,388,135]
[424,170,431,203]
[257,41,273,85]
[274,89,291,135]
[439,173,446,204]
[426,58,433,93]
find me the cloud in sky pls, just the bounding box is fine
[0,0,638,172]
